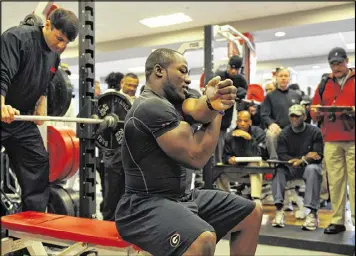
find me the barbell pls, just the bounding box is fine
[11,91,131,151]
[13,114,121,125]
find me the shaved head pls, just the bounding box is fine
[238,110,251,120]
[237,110,252,131]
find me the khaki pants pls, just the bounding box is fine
[324,141,355,225]
[215,162,265,199]
[320,158,330,201]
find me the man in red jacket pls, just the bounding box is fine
[311,46,355,234]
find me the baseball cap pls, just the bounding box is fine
[328,47,347,64]
[228,55,243,69]
[289,104,305,116]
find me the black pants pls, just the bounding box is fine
[1,121,49,212]
[102,163,125,221]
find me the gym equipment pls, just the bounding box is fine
[47,67,74,117]
[13,91,131,151]
[95,91,131,151]
[47,184,79,217]
[1,211,144,255]
[47,126,79,183]
[19,13,44,26]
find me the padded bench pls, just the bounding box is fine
[1,211,145,256]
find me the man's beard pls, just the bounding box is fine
[163,79,185,105]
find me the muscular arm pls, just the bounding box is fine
[182,76,236,124]
[157,115,222,169]
[182,95,219,124]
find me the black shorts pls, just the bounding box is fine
[115,189,255,256]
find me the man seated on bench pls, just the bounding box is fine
[272,104,324,231]
[222,110,267,203]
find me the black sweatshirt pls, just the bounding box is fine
[260,88,302,129]
[277,123,324,164]
[1,26,60,113]
[223,126,266,165]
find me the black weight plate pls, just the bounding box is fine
[48,68,73,117]
[95,91,131,151]
[47,184,78,216]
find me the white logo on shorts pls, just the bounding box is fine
[170,233,180,247]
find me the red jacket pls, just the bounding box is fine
[311,69,355,142]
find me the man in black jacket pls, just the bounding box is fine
[213,56,248,165]
[222,111,266,200]
[1,9,79,212]
[260,67,302,159]
[272,104,323,231]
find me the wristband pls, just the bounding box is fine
[218,110,225,116]
[206,97,216,111]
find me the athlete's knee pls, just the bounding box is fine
[185,231,216,256]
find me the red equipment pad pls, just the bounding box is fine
[1,211,136,249]
[247,84,264,103]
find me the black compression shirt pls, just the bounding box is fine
[1,26,60,113]
[122,89,187,197]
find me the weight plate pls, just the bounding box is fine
[48,67,73,117]
[95,91,131,151]
[47,184,78,216]
[64,129,80,181]
[48,126,75,183]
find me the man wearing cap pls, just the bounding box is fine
[213,56,248,164]
[311,46,355,234]
[213,56,248,191]
[272,104,323,231]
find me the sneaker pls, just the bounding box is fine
[302,213,319,231]
[272,210,285,228]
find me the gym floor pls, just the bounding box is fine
[66,172,353,256]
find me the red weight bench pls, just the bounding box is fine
[1,211,146,256]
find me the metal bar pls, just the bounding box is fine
[78,0,96,219]
[14,115,105,124]
[219,25,255,52]
[204,25,214,84]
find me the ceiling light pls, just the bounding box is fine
[274,31,286,37]
[312,65,320,69]
[346,43,355,50]
[139,13,192,28]
[128,66,145,73]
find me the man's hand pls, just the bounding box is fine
[205,76,237,111]
[288,158,304,167]
[232,129,252,140]
[228,156,237,165]
[1,95,20,123]
[305,152,321,161]
[310,104,323,119]
[268,123,281,135]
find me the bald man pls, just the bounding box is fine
[222,111,267,201]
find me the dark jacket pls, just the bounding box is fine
[277,123,324,164]
[1,25,60,113]
[223,126,266,165]
[261,88,302,129]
